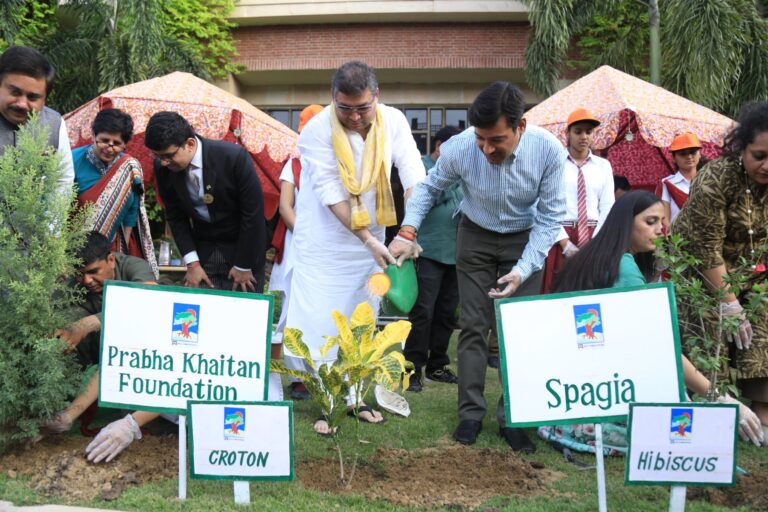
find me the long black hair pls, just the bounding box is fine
[552,190,661,293]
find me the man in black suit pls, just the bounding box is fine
[145,111,266,292]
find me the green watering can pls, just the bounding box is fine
[377,259,418,316]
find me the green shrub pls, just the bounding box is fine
[0,115,91,452]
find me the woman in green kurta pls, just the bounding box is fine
[538,191,764,454]
[671,101,768,437]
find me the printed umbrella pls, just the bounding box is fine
[64,71,298,218]
[524,66,734,190]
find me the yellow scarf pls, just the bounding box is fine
[330,105,396,230]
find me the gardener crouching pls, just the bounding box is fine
[40,231,164,462]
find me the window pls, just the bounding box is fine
[264,108,300,132]
[263,106,470,156]
[394,107,468,156]
[446,109,468,131]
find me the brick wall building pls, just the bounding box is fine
[226,0,539,153]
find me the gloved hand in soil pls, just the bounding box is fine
[39,410,73,434]
[85,413,142,463]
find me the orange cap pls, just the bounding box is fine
[669,133,701,152]
[298,104,324,133]
[567,108,600,128]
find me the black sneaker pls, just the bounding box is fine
[425,367,458,384]
[406,372,423,392]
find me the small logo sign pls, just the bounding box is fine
[670,408,694,443]
[171,303,200,345]
[224,407,246,440]
[573,303,605,348]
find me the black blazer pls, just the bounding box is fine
[155,138,266,283]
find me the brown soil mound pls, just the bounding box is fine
[688,460,768,511]
[298,442,562,510]
[0,435,178,502]
[3,434,766,511]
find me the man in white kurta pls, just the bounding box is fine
[284,61,424,430]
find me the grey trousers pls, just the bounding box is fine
[455,217,542,426]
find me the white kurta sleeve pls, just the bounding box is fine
[279,159,295,185]
[297,112,348,206]
[57,120,75,198]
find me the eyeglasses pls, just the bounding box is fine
[95,138,125,150]
[152,146,183,163]
[335,96,378,115]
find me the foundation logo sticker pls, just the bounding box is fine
[224,407,246,440]
[670,408,694,443]
[573,303,605,348]
[171,303,200,345]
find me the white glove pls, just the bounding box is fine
[390,235,423,266]
[39,411,73,434]
[718,395,764,447]
[85,414,142,463]
[562,240,579,258]
[720,300,753,349]
[489,268,522,299]
[364,237,396,269]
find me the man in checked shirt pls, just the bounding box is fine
[390,82,567,452]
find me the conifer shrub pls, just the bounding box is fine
[0,115,91,452]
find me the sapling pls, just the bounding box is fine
[0,115,91,452]
[270,301,412,488]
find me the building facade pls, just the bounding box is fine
[226,0,536,153]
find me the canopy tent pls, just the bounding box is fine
[64,71,298,218]
[524,66,734,190]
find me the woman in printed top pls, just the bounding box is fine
[671,102,768,445]
[541,108,615,293]
[72,108,158,277]
[657,132,704,227]
[537,191,764,456]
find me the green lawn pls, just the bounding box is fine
[0,332,760,511]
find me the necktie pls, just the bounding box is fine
[576,165,589,248]
[187,169,200,197]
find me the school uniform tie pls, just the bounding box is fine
[576,165,590,247]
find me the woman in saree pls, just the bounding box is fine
[72,108,158,277]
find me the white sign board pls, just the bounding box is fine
[188,401,293,481]
[99,282,273,414]
[626,403,738,486]
[497,283,685,426]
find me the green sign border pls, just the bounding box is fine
[624,402,738,487]
[495,282,686,427]
[98,281,274,415]
[187,400,294,481]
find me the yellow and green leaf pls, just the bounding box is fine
[369,320,411,361]
[282,328,315,371]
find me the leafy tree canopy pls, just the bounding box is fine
[524,0,768,116]
[1,0,241,113]
[162,0,243,79]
